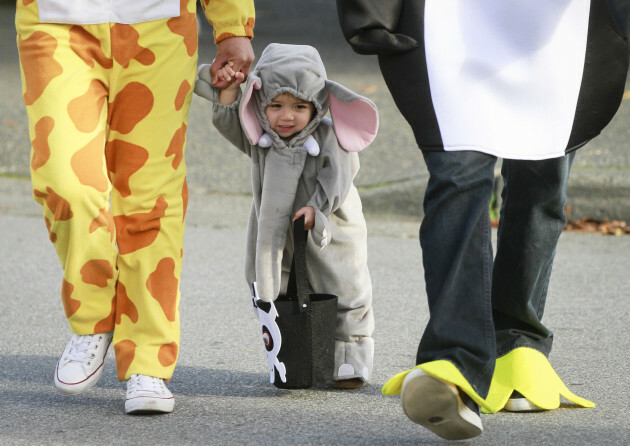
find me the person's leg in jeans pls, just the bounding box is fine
[493,153,575,356]
[485,152,593,412]
[417,150,497,396]
[383,150,496,440]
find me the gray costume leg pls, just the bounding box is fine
[306,187,374,381]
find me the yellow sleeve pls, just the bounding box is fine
[200,0,255,44]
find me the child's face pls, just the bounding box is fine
[265,93,315,139]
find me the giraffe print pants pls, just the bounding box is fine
[16,0,198,381]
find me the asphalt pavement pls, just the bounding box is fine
[2,173,630,446]
[2,2,630,445]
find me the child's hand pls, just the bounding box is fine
[216,61,246,105]
[209,36,254,89]
[294,206,315,230]
[213,61,245,89]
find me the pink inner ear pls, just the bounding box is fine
[240,79,262,145]
[329,96,379,152]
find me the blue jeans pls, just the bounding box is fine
[417,150,575,397]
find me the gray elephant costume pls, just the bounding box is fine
[194,43,379,383]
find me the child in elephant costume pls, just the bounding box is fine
[194,43,379,388]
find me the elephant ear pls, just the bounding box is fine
[326,80,379,152]
[239,74,263,145]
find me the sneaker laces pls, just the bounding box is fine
[62,334,106,365]
[127,374,168,396]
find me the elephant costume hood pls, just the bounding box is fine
[240,43,378,153]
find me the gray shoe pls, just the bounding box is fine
[401,368,483,440]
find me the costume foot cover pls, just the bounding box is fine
[482,347,595,413]
[382,347,595,415]
[382,360,493,411]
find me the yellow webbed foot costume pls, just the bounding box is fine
[382,360,495,413]
[382,348,595,414]
[482,347,595,413]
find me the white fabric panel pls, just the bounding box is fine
[424,0,591,160]
[38,0,180,25]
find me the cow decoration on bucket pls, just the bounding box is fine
[252,282,287,384]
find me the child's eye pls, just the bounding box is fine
[295,105,308,110]
[269,103,281,109]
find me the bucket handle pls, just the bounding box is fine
[288,216,311,313]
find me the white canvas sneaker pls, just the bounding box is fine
[125,374,174,414]
[505,391,545,412]
[54,331,113,395]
